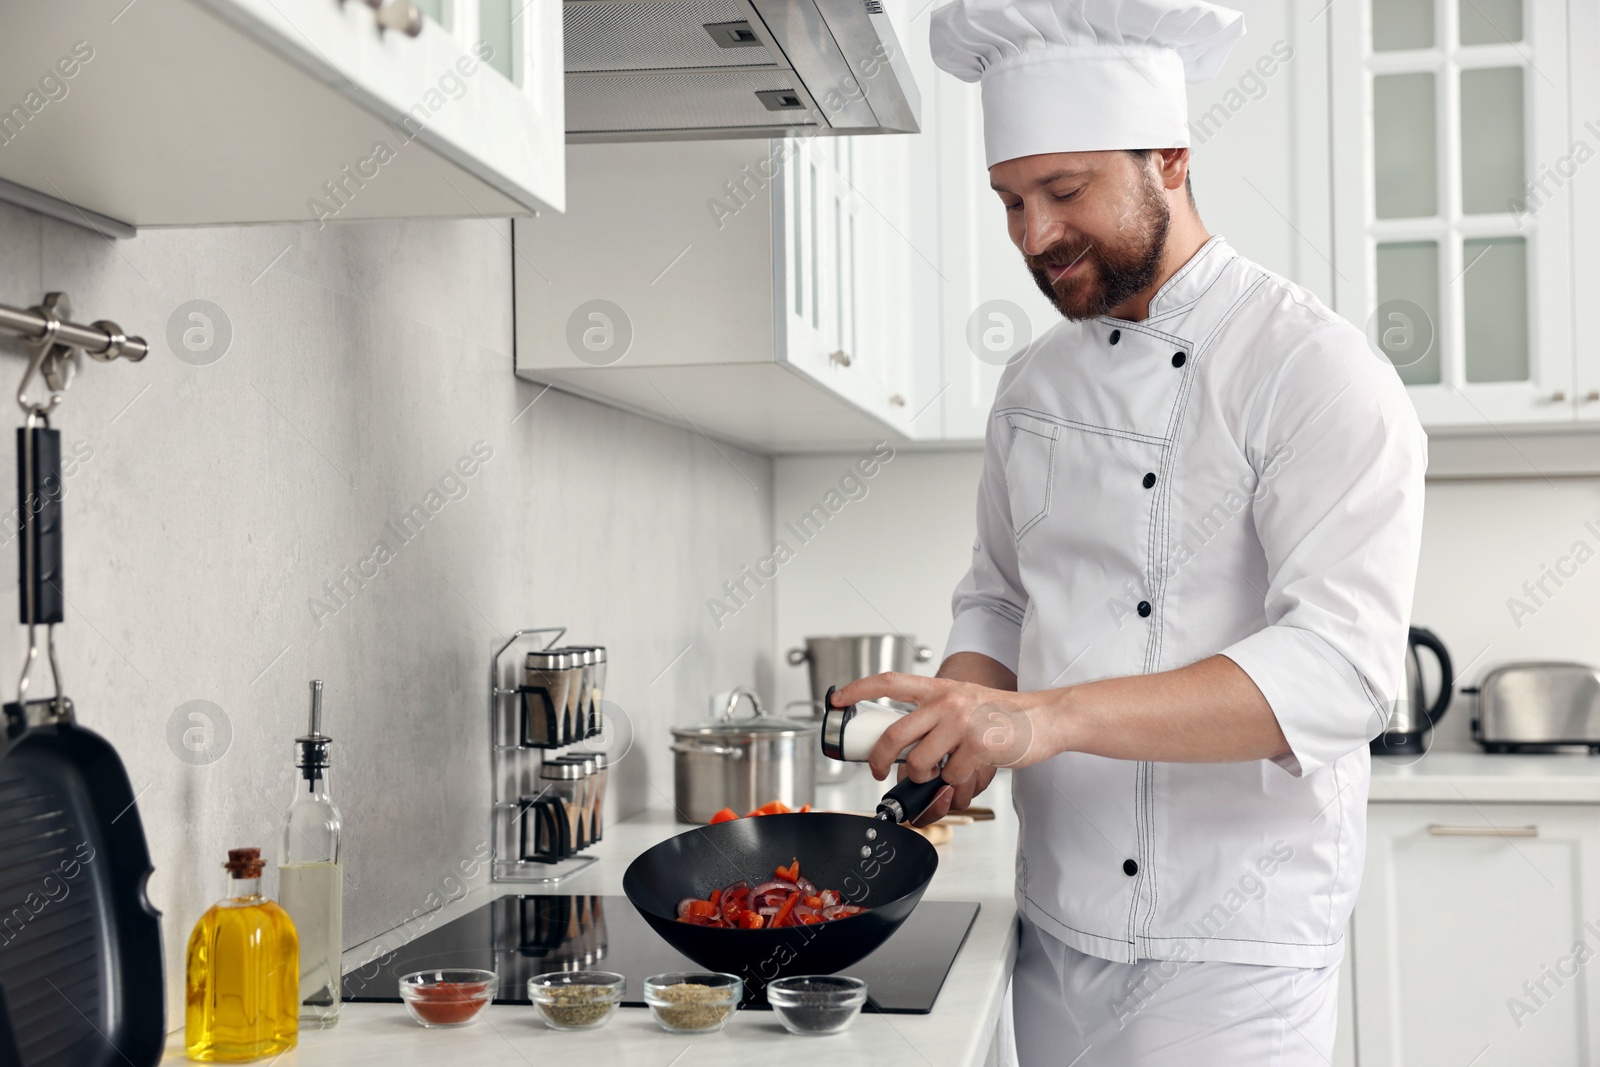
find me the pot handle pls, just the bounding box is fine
[671,741,745,759]
[787,647,808,666]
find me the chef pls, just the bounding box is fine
[828,0,1427,1062]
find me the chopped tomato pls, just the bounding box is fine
[674,851,867,929]
[708,807,739,824]
[746,800,792,817]
[797,803,812,812]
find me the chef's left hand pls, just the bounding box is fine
[828,672,1047,791]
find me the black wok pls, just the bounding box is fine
[623,811,938,996]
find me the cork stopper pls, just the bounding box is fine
[224,847,265,879]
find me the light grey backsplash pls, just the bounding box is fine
[0,201,775,1018]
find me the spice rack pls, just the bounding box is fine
[489,627,607,884]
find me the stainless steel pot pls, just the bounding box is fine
[670,688,817,823]
[787,635,932,782]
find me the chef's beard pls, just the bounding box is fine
[1026,164,1171,322]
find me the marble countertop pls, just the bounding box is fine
[161,771,1022,1066]
[1370,750,1600,802]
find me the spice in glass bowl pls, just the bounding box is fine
[398,969,496,1028]
[766,975,868,1035]
[643,972,742,1033]
[528,971,625,1031]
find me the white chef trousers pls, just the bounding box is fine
[1009,914,1340,1067]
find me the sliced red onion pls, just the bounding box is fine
[752,880,798,897]
[758,906,779,916]
[795,876,819,896]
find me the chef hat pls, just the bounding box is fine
[930,0,1246,167]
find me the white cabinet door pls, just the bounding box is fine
[1330,0,1574,429]
[0,0,563,228]
[779,134,921,437]
[1353,803,1600,1066]
[921,24,1057,444]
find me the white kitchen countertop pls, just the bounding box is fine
[1370,750,1600,803]
[160,753,1600,1063]
[161,771,1022,1066]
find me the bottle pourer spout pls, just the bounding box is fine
[308,679,324,737]
[296,680,331,782]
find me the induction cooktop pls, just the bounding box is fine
[342,894,980,1014]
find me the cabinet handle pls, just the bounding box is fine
[1586,390,1600,403]
[829,350,852,368]
[1427,824,1538,837]
[370,0,424,36]
[1550,390,1567,403]
[889,394,906,407]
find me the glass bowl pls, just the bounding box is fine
[642,971,742,1033]
[766,975,868,1035]
[397,969,496,1028]
[528,970,626,1031]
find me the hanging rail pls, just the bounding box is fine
[0,297,148,363]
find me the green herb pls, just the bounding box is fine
[537,984,615,1028]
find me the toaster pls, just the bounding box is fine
[1470,662,1600,753]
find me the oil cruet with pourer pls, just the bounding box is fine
[184,847,299,1061]
[279,679,344,1029]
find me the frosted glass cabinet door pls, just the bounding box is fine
[1460,67,1525,216]
[1462,237,1529,383]
[1374,242,1442,386]
[1373,73,1438,219]
[1373,0,1434,50]
[1329,0,1573,429]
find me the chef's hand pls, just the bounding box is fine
[829,672,1043,824]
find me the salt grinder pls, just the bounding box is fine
[819,685,949,825]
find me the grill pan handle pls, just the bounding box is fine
[17,425,63,625]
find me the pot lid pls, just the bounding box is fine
[672,698,818,740]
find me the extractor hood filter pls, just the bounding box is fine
[563,0,919,141]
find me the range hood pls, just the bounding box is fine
[564,0,920,141]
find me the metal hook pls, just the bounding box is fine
[17,294,75,418]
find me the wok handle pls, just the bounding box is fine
[17,425,63,625]
[877,774,948,825]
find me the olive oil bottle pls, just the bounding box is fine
[185,847,299,1062]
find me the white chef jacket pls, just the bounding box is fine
[946,235,1427,969]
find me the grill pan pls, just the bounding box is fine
[0,416,164,1066]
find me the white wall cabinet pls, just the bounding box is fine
[512,133,930,453]
[0,0,563,232]
[1329,0,1600,433]
[1351,802,1600,1066]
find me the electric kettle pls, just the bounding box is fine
[1370,626,1454,756]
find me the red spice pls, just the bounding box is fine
[409,982,488,1025]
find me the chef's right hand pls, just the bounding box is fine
[898,763,997,826]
